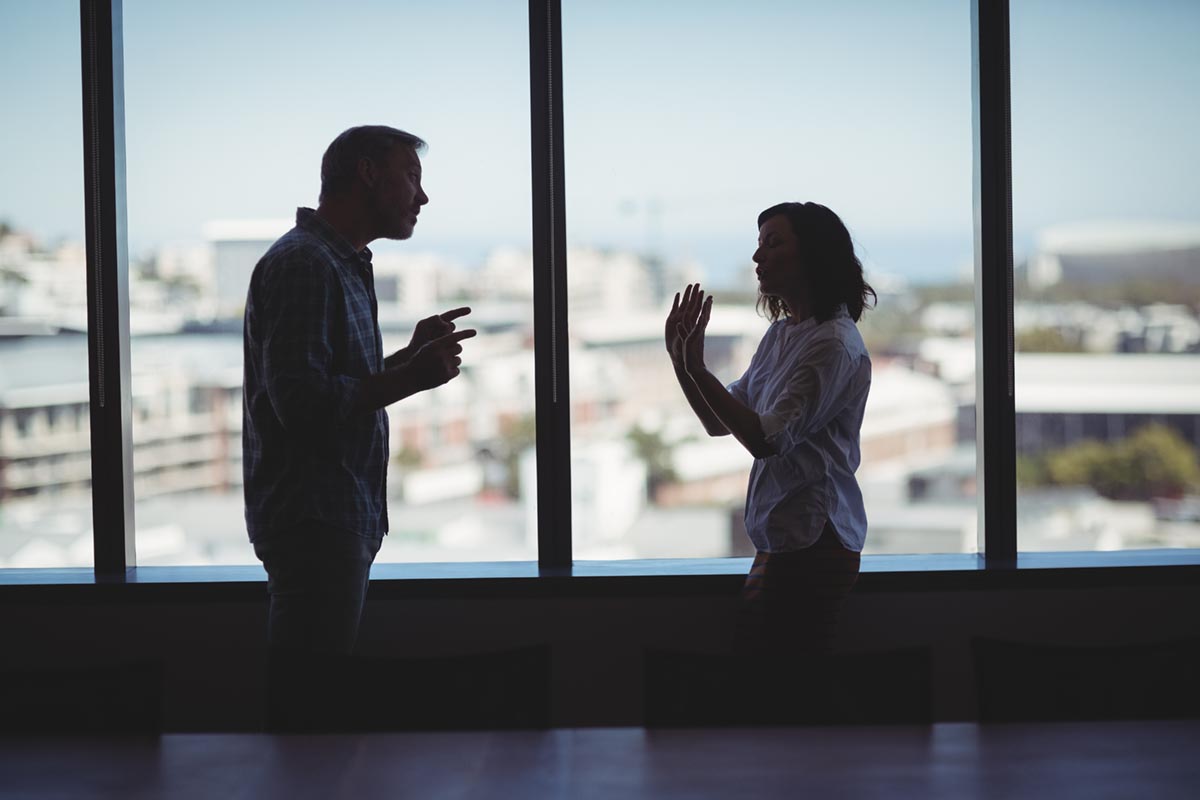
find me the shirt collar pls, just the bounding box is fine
[784,304,848,334]
[295,207,373,266]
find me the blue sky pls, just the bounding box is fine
[2,0,1198,284]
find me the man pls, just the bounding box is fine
[243,125,474,656]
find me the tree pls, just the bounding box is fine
[1120,424,1200,499]
[1015,327,1084,353]
[627,424,677,495]
[497,413,537,498]
[392,445,422,469]
[1016,454,1049,488]
[1033,424,1200,501]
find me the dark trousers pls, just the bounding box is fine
[737,523,862,657]
[253,522,383,656]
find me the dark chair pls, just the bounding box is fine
[644,646,932,727]
[265,644,552,732]
[971,636,1200,722]
[0,660,165,735]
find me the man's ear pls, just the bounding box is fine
[357,156,377,188]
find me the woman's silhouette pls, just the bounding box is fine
[666,201,875,657]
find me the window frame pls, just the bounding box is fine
[0,0,1191,587]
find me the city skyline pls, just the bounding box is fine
[3,0,1199,285]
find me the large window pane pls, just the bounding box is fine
[1012,0,1200,551]
[563,0,975,559]
[0,2,93,568]
[124,0,534,565]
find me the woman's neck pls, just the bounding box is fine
[781,292,812,323]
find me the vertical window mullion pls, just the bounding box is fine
[81,0,135,576]
[529,0,572,569]
[971,0,1017,564]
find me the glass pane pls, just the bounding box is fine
[1012,0,1200,551]
[563,0,975,558]
[0,2,93,568]
[123,0,533,564]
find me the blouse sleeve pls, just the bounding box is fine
[758,337,869,453]
[725,323,773,408]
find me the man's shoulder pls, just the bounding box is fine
[260,225,336,265]
[254,226,340,284]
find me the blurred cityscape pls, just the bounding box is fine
[1,217,1199,567]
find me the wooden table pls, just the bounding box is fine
[2,720,1198,799]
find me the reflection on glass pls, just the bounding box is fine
[1012,0,1200,551]
[0,1,92,568]
[122,0,534,564]
[563,0,976,558]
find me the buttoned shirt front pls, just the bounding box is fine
[727,306,871,553]
[242,208,389,541]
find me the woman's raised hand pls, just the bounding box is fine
[667,283,712,373]
[665,284,693,364]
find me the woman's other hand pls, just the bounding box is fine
[677,284,713,374]
[665,284,694,365]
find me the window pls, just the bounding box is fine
[0,1,93,568]
[562,0,976,558]
[1011,0,1200,551]
[123,0,535,565]
[4,0,1197,583]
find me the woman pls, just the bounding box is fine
[666,201,875,657]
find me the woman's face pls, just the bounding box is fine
[753,214,804,298]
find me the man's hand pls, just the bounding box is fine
[410,307,472,352]
[386,307,472,369]
[407,328,477,391]
[676,283,712,375]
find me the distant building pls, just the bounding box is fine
[0,359,241,503]
[1026,221,1200,290]
[1015,353,1200,452]
[203,219,290,319]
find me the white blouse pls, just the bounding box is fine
[726,306,872,553]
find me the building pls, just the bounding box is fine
[1015,353,1200,452]
[1026,221,1200,290]
[203,219,290,319]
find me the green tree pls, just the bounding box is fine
[1015,327,1084,353]
[1016,454,1049,488]
[1120,424,1200,499]
[498,414,537,498]
[1038,424,1200,501]
[627,424,677,494]
[392,445,423,469]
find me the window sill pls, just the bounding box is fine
[1,549,1198,601]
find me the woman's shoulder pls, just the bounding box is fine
[814,312,868,358]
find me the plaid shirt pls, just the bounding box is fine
[243,208,389,541]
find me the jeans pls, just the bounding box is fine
[253,522,383,656]
[737,523,862,657]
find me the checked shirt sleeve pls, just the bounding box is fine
[258,254,366,433]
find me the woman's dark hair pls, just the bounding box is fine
[320,125,427,203]
[755,201,876,323]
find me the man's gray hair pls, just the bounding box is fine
[319,125,426,203]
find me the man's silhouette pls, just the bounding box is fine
[243,125,474,656]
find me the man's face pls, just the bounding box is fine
[368,145,429,241]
